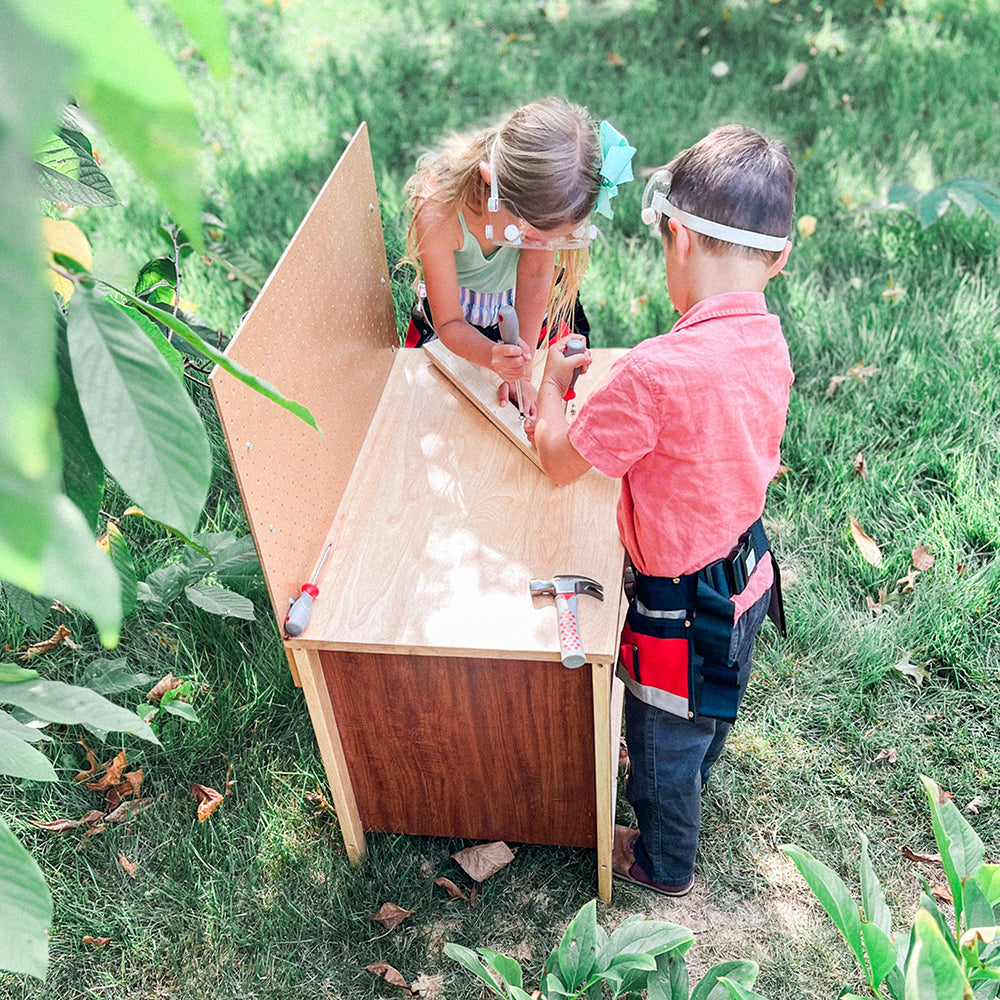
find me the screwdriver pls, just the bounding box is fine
[284,543,332,636]
[562,336,587,413]
[496,305,525,420]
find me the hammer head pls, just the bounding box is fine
[530,575,604,601]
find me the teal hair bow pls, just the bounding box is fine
[595,120,636,219]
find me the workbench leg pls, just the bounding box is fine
[591,660,613,902]
[291,647,366,864]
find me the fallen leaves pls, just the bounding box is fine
[191,783,224,822]
[119,855,137,879]
[146,673,182,703]
[893,654,930,688]
[369,903,414,931]
[451,841,515,882]
[901,846,942,865]
[849,516,883,567]
[433,877,468,901]
[826,361,878,399]
[82,936,112,947]
[365,962,418,996]
[872,747,897,765]
[19,624,80,660]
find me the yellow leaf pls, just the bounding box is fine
[849,516,883,566]
[42,218,93,303]
[797,214,817,237]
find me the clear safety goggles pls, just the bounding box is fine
[641,169,790,252]
[485,133,598,250]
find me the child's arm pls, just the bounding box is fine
[530,339,593,485]
[415,200,529,383]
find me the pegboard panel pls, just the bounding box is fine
[210,123,397,630]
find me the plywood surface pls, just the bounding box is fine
[423,338,625,468]
[321,649,598,846]
[209,124,398,630]
[295,349,626,663]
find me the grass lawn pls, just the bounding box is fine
[3,1,999,997]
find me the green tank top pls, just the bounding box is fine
[454,212,519,293]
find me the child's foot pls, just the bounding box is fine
[611,825,695,897]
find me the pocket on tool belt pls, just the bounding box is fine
[619,610,692,703]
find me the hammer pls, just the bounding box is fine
[530,575,604,668]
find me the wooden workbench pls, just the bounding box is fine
[211,124,626,900]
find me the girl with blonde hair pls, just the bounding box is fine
[403,97,634,416]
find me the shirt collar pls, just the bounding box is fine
[672,291,768,333]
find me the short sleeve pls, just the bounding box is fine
[567,351,661,479]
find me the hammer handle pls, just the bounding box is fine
[555,591,586,668]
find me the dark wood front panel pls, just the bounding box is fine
[320,651,597,847]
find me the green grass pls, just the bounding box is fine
[3,0,1000,997]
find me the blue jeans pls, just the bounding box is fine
[624,591,771,886]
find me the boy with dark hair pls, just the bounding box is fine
[529,124,796,895]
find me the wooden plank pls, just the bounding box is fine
[423,338,625,469]
[297,350,628,663]
[209,123,398,635]
[291,647,366,863]
[591,660,614,901]
[319,648,598,846]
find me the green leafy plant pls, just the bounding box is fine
[0,662,160,979]
[445,898,770,999]
[782,776,1000,1000]
[889,177,1000,230]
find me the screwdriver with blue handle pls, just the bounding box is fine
[284,543,332,636]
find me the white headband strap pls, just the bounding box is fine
[650,192,789,252]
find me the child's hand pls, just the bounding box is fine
[541,333,591,398]
[498,378,537,419]
[490,340,531,383]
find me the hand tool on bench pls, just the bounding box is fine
[562,336,587,414]
[529,574,604,668]
[496,304,524,421]
[284,543,332,636]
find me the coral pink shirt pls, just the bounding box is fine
[568,292,793,617]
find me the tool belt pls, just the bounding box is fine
[618,519,785,723]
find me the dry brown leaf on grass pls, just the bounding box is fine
[849,516,883,567]
[191,783,224,822]
[866,587,891,615]
[902,846,942,865]
[853,452,869,479]
[84,749,128,791]
[82,936,112,947]
[410,972,445,999]
[965,796,987,814]
[106,770,143,811]
[931,884,953,905]
[365,961,416,996]
[451,841,515,882]
[147,673,182,703]
[104,797,155,824]
[433,877,467,901]
[369,903,414,930]
[893,654,930,688]
[119,855,137,878]
[872,747,898,764]
[896,568,920,594]
[305,789,335,816]
[911,544,935,571]
[30,809,104,833]
[20,624,79,660]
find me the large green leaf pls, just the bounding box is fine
[557,898,599,989]
[599,918,694,969]
[0,728,57,781]
[0,814,52,979]
[443,943,507,999]
[55,306,104,530]
[782,844,866,970]
[9,0,206,247]
[860,832,893,936]
[691,961,760,1000]
[0,710,52,743]
[66,286,211,536]
[79,658,155,697]
[2,582,51,630]
[977,867,1000,907]
[35,127,119,207]
[0,4,65,483]
[717,978,771,1000]
[162,0,231,78]
[184,582,255,619]
[122,294,320,433]
[0,674,158,745]
[906,909,970,1000]
[921,775,984,931]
